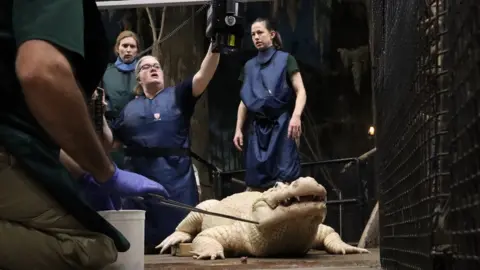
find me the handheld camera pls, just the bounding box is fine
[206,0,245,54]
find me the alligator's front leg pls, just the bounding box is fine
[311,224,369,254]
[191,224,247,260]
[156,199,220,253]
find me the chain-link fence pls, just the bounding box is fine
[372,0,450,269]
[374,0,480,268]
[447,1,480,269]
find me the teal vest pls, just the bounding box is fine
[102,65,136,118]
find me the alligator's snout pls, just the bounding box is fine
[256,177,327,211]
[289,177,327,199]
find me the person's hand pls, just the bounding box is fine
[210,39,221,53]
[81,164,170,210]
[78,174,117,211]
[233,129,243,151]
[104,165,170,197]
[92,88,108,109]
[288,115,302,140]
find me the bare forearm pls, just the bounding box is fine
[192,43,220,96]
[235,101,247,131]
[200,43,220,79]
[291,72,307,117]
[101,116,115,151]
[24,84,114,182]
[61,117,116,178]
[60,150,86,179]
[292,89,306,117]
[16,41,114,182]
[102,117,124,151]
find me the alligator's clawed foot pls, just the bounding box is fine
[326,243,370,255]
[155,231,192,254]
[190,248,225,260]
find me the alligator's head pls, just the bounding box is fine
[251,177,327,230]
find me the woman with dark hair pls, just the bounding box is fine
[233,18,307,191]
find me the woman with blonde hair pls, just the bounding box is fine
[101,30,140,169]
[106,43,220,253]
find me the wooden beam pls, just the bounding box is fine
[171,243,193,257]
[358,201,379,248]
[96,0,273,10]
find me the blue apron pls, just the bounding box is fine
[114,86,199,247]
[240,47,301,188]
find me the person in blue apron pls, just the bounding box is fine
[233,18,307,192]
[108,46,220,253]
[101,30,140,169]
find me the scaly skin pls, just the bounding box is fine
[156,177,369,260]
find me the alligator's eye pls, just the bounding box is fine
[273,182,285,188]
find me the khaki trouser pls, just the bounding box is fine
[0,151,118,270]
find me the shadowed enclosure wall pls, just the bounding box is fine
[372,0,449,269]
[373,0,480,269]
[447,1,480,269]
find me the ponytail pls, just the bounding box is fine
[273,32,283,50]
[134,84,144,96]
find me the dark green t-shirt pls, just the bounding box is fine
[0,0,129,252]
[238,54,300,82]
[13,0,85,56]
[4,0,86,140]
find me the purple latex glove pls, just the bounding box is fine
[78,174,117,210]
[81,164,170,210]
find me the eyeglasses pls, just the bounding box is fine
[140,63,161,71]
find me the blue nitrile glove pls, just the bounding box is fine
[78,175,117,211]
[80,164,170,210]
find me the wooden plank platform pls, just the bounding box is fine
[145,248,381,269]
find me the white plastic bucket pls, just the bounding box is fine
[98,210,146,270]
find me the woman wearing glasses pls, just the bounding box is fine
[106,44,219,253]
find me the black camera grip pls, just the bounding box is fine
[91,88,105,139]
